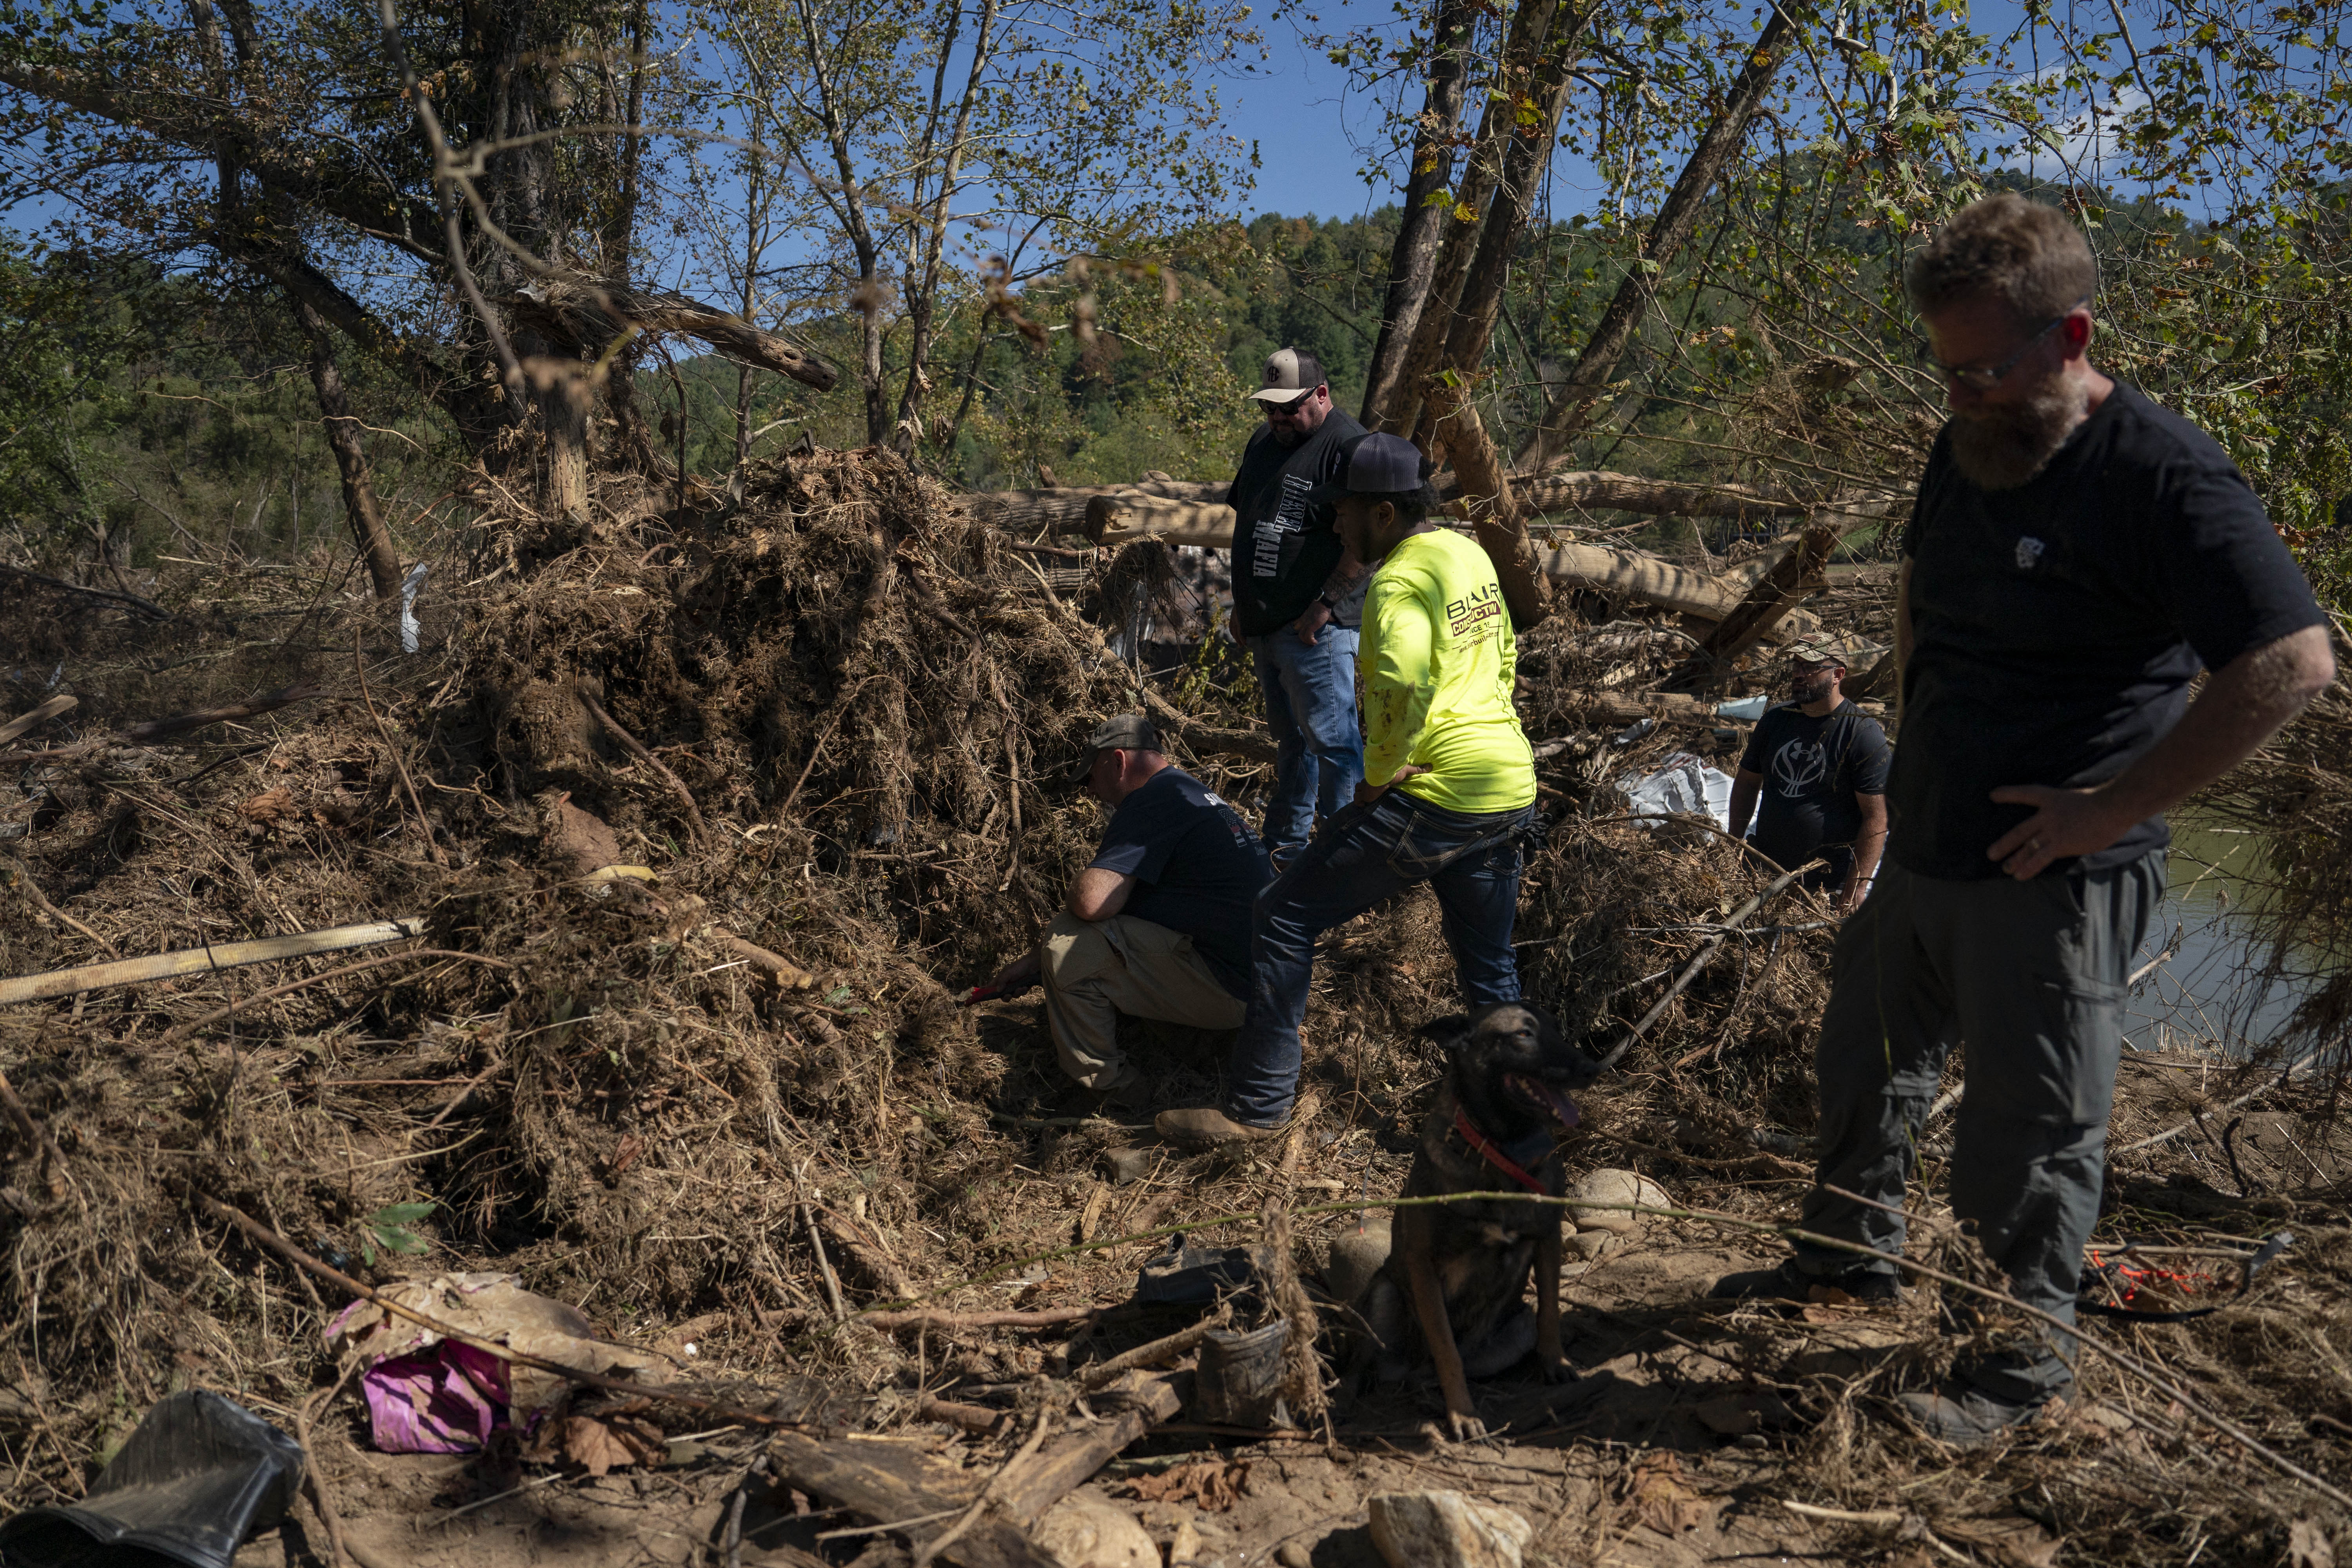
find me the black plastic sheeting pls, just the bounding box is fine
[0,1390,306,1568]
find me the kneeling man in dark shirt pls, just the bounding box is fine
[985,715,1271,1112]
[1728,635,1890,913]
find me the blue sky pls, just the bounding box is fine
[1215,0,2092,226]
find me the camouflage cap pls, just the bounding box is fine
[1785,633,1849,666]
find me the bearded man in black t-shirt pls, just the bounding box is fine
[1729,635,1890,913]
[1710,196,2335,1446]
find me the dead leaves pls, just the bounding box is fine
[524,1412,667,1477]
[1938,1515,2060,1568]
[238,786,297,824]
[1125,1459,1250,1512]
[1628,1454,1711,1536]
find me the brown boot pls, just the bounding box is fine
[1154,1105,1283,1149]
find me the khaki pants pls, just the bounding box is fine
[1040,911,1247,1088]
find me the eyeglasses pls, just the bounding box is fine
[1914,296,2091,390]
[1262,389,1316,416]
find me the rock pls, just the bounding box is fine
[1568,1231,1614,1261]
[1035,1493,1158,1568]
[1169,1518,1204,1564]
[1566,1169,1671,1236]
[1368,1490,1534,1568]
[1323,1214,1392,1305]
[1276,1543,1314,1568]
[1107,1147,1160,1185]
[1691,1392,1795,1437]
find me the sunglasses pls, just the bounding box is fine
[1262,389,1317,416]
[1913,296,2092,391]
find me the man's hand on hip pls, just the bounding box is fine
[1985,785,2137,880]
[1293,600,1334,646]
[1352,763,1430,806]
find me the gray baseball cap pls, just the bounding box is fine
[1068,713,1163,780]
[1247,347,1327,402]
[1309,432,1426,505]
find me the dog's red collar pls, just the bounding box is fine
[1452,1107,1547,1195]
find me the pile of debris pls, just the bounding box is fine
[0,446,2343,1568]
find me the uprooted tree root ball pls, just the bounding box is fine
[3,449,2350,1566]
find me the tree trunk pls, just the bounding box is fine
[1378,0,1565,439]
[1412,9,1588,449]
[892,0,1005,456]
[1358,0,1478,426]
[1515,5,1797,472]
[1424,377,1552,629]
[294,302,403,599]
[601,0,663,475]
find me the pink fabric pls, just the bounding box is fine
[358,1341,513,1454]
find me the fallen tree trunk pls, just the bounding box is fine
[1079,470,1815,547]
[1427,377,1553,630]
[0,918,426,1006]
[1666,523,1839,687]
[1073,504,1816,634]
[974,480,1226,537]
[1552,689,1718,727]
[503,271,838,392]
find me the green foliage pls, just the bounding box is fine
[0,241,456,574]
[358,1201,437,1267]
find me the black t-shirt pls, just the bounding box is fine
[1893,382,2325,880]
[1089,768,1272,997]
[1738,700,1891,873]
[1227,409,1370,636]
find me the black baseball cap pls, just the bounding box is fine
[1067,713,1163,781]
[1310,432,1427,505]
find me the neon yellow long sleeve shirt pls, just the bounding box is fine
[1359,529,1537,815]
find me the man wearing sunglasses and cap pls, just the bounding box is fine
[980,715,1272,1114]
[1710,194,2333,1446]
[1726,634,1889,914]
[1159,433,1537,1149]
[1226,347,1372,868]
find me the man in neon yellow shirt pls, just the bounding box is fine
[1160,434,1539,1147]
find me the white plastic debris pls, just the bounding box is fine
[1615,751,1733,831]
[1610,716,1657,747]
[1716,693,1771,721]
[399,562,430,653]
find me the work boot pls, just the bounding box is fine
[1892,1385,2047,1449]
[1708,1258,1906,1305]
[1154,1105,1284,1149]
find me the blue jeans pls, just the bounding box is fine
[1225,790,1534,1126]
[1247,626,1364,864]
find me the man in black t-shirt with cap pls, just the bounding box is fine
[1728,634,1890,913]
[1710,195,2334,1446]
[981,715,1271,1114]
[1226,347,1370,866]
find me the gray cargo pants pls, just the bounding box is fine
[1795,854,2161,1404]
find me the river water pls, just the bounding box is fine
[2124,822,2307,1058]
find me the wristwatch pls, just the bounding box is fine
[1317,593,1340,612]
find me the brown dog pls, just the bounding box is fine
[1356,1001,1593,1439]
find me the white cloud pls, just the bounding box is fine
[2003,83,2151,181]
